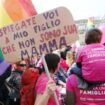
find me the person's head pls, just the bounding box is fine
[17,60,27,72]
[44,53,60,73]
[85,28,102,44]
[66,51,75,66]
[60,46,71,60]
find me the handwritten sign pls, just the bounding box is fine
[0,7,78,63]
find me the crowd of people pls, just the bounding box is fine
[0,28,105,105]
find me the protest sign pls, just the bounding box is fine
[0,7,78,63]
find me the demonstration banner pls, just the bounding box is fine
[0,7,78,63]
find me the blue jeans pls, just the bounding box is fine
[70,63,82,77]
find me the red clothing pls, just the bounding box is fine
[20,68,39,105]
[60,58,69,72]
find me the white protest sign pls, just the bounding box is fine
[0,7,78,63]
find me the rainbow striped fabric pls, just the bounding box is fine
[0,0,37,28]
[0,49,10,75]
[0,0,37,74]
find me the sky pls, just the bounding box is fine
[32,0,105,20]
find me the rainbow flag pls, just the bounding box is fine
[0,0,37,28]
[0,0,37,73]
[0,49,10,75]
[0,49,4,63]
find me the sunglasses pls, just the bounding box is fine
[19,64,26,67]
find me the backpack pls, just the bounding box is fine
[20,68,39,105]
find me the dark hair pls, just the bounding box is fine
[60,46,71,60]
[85,28,102,44]
[44,53,60,73]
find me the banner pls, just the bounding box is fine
[0,7,78,63]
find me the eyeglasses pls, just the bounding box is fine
[19,64,26,67]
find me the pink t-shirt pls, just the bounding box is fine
[35,72,61,105]
[76,43,105,82]
[66,74,105,105]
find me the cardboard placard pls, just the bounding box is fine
[0,7,78,63]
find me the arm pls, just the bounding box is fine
[66,75,76,105]
[34,80,57,105]
[35,92,50,105]
[66,90,75,105]
[0,65,11,83]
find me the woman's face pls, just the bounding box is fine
[17,61,27,72]
[66,51,73,59]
